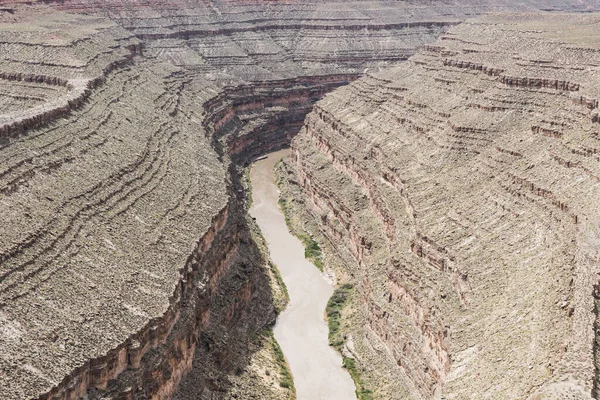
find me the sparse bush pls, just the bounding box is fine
[269,261,289,313]
[270,331,295,391]
[277,195,325,271]
[326,284,353,349]
[343,357,374,400]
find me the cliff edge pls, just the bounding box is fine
[285,12,600,399]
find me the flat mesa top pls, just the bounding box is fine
[0,6,227,399]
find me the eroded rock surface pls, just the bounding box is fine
[286,13,600,400]
[2,1,600,400]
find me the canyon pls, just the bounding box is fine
[250,149,356,400]
[1,1,600,400]
[280,12,600,400]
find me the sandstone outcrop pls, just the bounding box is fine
[2,1,600,399]
[284,12,600,399]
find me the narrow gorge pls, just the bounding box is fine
[1,1,600,400]
[249,149,356,399]
[280,13,600,400]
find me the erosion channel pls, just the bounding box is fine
[249,149,356,400]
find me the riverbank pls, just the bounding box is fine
[275,155,379,400]
[249,149,356,400]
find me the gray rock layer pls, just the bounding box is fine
[2,2,600,399]
[289,12,600,400]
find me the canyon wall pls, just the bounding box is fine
[2,1,600,399]
[286,12,600,400]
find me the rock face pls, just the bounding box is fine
[287,12,600,400]
[2,1,600,400]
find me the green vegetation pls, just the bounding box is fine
[278,195,293,227]
[248,329,295,398]
[277,194,325,271]
[326,283,353,349]
[326,284,373,399]
[268,330,295,392]
[269,260,289,313]
[343,357,374,400]
[299,232,324,271]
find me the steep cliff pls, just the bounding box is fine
[284,12,600,400]
[2,1,600,399]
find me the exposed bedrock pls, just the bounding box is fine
[205,74,359,164]
[287,12,600,400]
[3,1,600,400]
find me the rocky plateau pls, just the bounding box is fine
[1,1,600,400]
[281,11,600,400]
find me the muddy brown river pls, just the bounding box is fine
[249,149,356,400]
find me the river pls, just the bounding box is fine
[249,149,356,400]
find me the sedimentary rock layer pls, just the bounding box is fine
[288,13,600,399]
[2,1,600,399]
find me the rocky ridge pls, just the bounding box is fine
[284,12,600,399]
[2,2,600,399]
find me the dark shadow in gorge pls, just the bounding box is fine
[172,77,358,398]
[83,162,277,399]
[84,73,360,399]
[171,168,277,399]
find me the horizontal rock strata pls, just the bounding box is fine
[3,2,600,400]
[288,12,600,400]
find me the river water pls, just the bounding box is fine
[249,149,356,400]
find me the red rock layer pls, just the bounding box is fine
[290,13,600,400]
[2,2,600,400]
